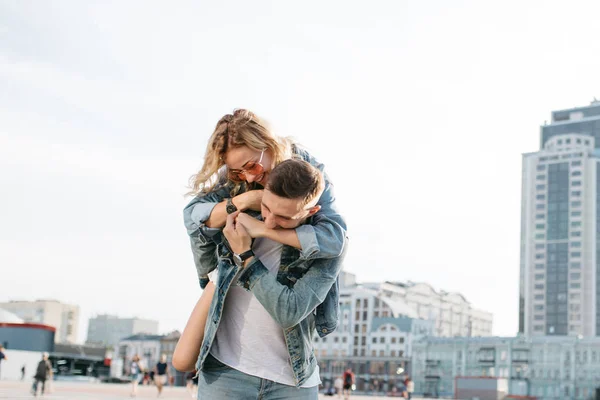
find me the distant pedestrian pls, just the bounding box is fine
[405,376,414,400]
[31,352,51,397]
[186,370,198,398]
[342,368,355,400]
[0,345,6,380]
[154,354,170,397]
[21,364,26,380]
[130,355,143,397]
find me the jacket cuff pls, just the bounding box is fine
[295,224,319,258]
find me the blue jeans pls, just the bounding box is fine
[197,354,318,400]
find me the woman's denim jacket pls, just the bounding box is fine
[183,146,347,386]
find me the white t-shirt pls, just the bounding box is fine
[211,238,320,387]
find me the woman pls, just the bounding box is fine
[174,109,346,372]
[130,355,143,397]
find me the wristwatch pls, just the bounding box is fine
[233,249,254,267]
[226,198,238,214]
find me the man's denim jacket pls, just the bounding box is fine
[183,146,347,386]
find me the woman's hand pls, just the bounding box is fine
[236,190,263,211]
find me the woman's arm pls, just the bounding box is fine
[172,282,216,372]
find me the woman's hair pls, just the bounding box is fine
[187,109,293,196]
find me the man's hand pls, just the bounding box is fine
[235,213,267,238]
[237,190,263,211]
[223,211,252,254]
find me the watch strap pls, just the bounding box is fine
[238,249,254,261]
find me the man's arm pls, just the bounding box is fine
[236,243,347,329]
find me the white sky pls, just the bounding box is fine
[1,0,600,343]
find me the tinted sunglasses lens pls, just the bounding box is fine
[227,170,244,182]
[245,162,264,176]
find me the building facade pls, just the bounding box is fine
[412,335,600,400]
[379,281,493,337]
[520,100,600,337]
[117,334,163,377]
[86,314,159,348]
[0,299,79,343]
[313,285,434,393]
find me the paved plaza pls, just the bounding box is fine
[0,380,428,399]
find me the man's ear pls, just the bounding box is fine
[307,205,321,216]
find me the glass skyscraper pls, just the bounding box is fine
[520,99,600,337]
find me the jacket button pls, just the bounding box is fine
[322,328,328,333]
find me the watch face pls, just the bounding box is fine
[226,204,237,214]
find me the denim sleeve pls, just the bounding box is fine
[294,148,347,260]
[183,183,233,288]
[235,241,348,329]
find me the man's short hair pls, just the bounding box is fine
[266,159,325,207]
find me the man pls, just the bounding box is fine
[342,368,354,400]
[191,159,347,399]
[31,352,52,397]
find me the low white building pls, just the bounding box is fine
[412,335,600,400]
[312,284,434,393]
[86,314,159,348]
[0,299,79,344]
[117,334,163,378]
[379,281,493,337]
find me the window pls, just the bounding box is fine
[571,252,581,258]
[534,294,544,300]
[372,337,377,344]
[342,337,347,343]
[391,351,396,357]
[536,204,545,210]
[536,184,546,190]
[379,350,384,357]
[571,201,582,208]
[535,254,544,260]
[536,194,545,200]
[391,337,397,344]
[399,338,404,344]
[535,234,545,239]
[534,325,544,331]
[535,305,544,311]
[572,170,582,176]
[571,231,581,237]
[535,244,545,249]
[535,274,544,280]
[536,174,546,180]
[571,221,582,228]
[380,337,385,343]
[572,160,581,166]
[570,272,581,280]
[372,350,377,356]
[571,262,581,269]
[363,311,368,320]
[572,191,581,197]
[361,337,366,346]
[571,211,581,217]
[354,337,359,345]
[535,214,545,219]
[535,224,545,230]
[534,315,544,320]
[535,284,544,290]
[356,311,360,320]
[535,263,545,270]
[334,337,339,343]
[572,181,581,186]
[537,165,546,171]
[571,283,581,289]
[571,242,581,248]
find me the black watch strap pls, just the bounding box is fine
[238,249,254,261]
[226,198,238,214]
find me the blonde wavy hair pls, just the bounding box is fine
[188,109,293,196]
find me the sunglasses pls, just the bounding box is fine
[227,149,266,182]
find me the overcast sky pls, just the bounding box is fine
[1,0,600,343]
